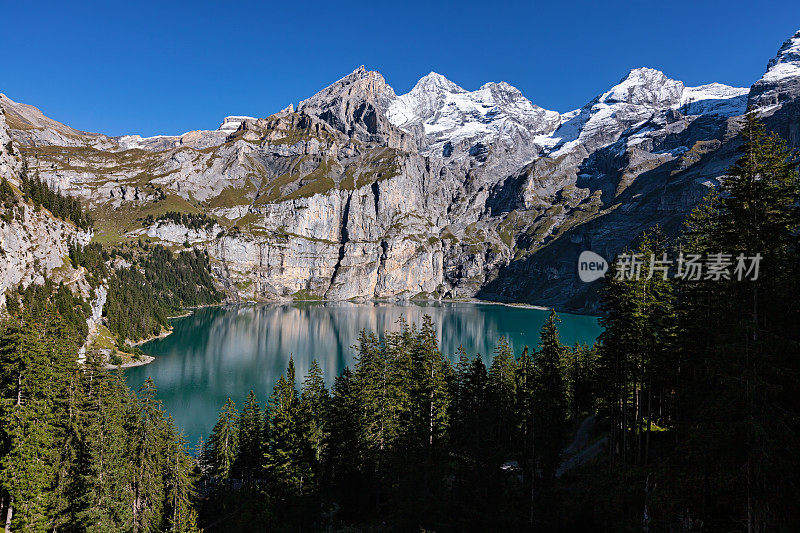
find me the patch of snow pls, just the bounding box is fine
[387,72,560,153]
[762,61,800,83]
[762,29,800,82]
[679,83,749,116]
[654,146,690,156]
[218,116,256,132]
[598,68,684,108]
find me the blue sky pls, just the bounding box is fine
[2,1,799,137]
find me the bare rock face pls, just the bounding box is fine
[0,105,21,185]
[0,102,95,312]
[298,66,414,151]
[0,201,91,306]
[4,29,799,311]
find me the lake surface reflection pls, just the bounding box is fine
[127,301,602,447]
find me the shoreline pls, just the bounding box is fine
[118,302,222,366]
[105,354,155,370]
[128,326,175,347]
[126,301,212,348]
[122,297,589,368]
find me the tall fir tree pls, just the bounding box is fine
[265,357,308,493]
[488,336,517,451]
[300,361,329,483]
[234,391,262,483]
[533,310,568,481]
[204,398,239,481]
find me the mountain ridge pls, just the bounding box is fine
[1,28,798,312]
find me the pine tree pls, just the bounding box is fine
[205,398,238,481]
[413,316,452,448]
[488,336,517,450]
[675,111,800,529]
[165,423,200,533]
[514,345,537,527]
[462,356,491,459]
[235,391,262,483]
[598,227,676,467]
[567,343,599,419]
[67,353,135,532]
[0,285,200,532]
[0,310,75,532]
[450,345,472,447]
[300,361,329,482]
[265,357,308,493]
[353,330,390,459]
[128,378,170,531]
[533,310,568,481]
[324,368,361,502]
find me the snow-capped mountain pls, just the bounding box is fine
[2,29,798,312]
[386,72,560,155]
[750,30,800,109]
[536,68,747,156]
[385,67,747,163]
[764,29,800,82]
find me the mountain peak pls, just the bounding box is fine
[599,67,684,108]
[296,66,398,141]
[762,29,800,82]
[298,66,394,109]
[767,30,800,68]
[411,72,464,94]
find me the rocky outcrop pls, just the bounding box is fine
[0,102,93,309]
[141,221,223,245]
[297,66,412,149]
[749,30,800,109]
[3,29,799,311]
[0,105,21,185]
[0,198,91,307]
[749,30,800,150]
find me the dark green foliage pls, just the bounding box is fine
[197,316,582,531]
[0,285,198,532]
[71,242,224,342]
[592,112,800,530]
[665,111,800,530]
[203,398,238,481]
[19,161,92,229]
[234,391,262,482]
[142,211,218,231]
[300,361,328,479]
[566,342,599,419]
[0,177,17,223]
[5,280,89,341]
[533,310,568,481]
[488,336,517,449]
[264,357,308,492]
[597,226,676,469]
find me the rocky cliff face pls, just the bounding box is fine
[0,103,94,310]
[0,106,21,185]
[3,29,799,311]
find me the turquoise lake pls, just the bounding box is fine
[126,302,602,448]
